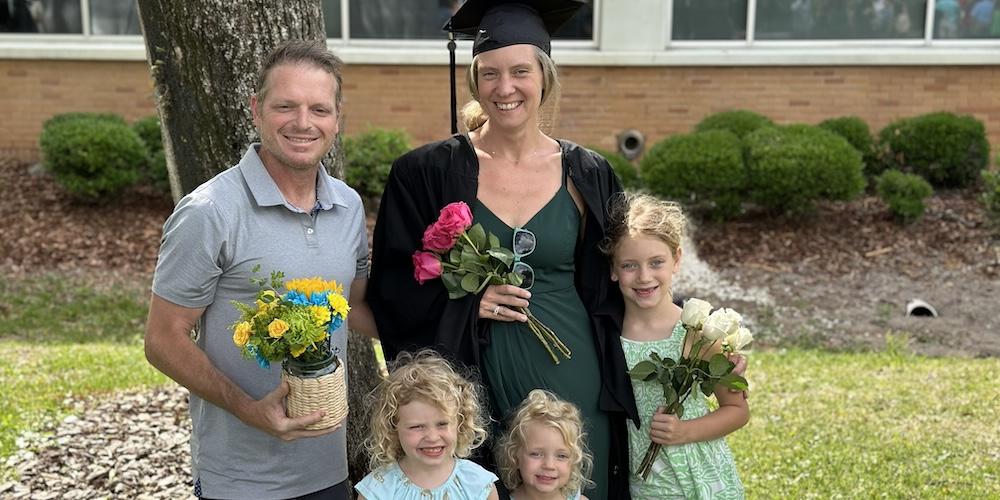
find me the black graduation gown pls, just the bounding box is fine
[366,133,639,499]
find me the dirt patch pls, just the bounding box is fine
[2,157,997,357]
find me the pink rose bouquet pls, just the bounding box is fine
[412,202,570,364]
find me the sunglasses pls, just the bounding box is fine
[512,227,535,290]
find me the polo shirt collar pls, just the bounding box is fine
[238,144,348,211]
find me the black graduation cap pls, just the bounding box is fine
[442,0,585,133]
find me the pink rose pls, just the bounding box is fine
[435,202,473,239]
[422,222,457,253]
[412,251,443,284]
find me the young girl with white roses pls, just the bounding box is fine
[600,193,749,499]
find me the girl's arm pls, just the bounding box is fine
[487,484,500,500]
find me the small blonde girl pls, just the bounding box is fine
[496,389,593,500]
[601,193,748,499]
[356,350,499,500]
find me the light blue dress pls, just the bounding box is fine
[355,458,498,500]
[511,490,582,499]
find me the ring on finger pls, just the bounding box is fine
[492,305,502,317]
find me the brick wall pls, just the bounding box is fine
[3,59,998,163]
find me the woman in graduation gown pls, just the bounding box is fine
[366,1,638,498]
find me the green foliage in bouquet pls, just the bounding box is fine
[230,267,349,368]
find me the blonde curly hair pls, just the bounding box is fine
[599,191,687,259]
[495,389,594,496]
[365,350,488,471]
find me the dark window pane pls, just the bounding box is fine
[672,0,748,40]
[552,0,594,39]
[350,0,454,39]
[90,0,140,35]
[756,0,927,40]
[935,0,1000,39]
[322,0,342,38]
[348,0,593,40]
[0,0,82,33]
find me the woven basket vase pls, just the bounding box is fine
[282,355,348,430]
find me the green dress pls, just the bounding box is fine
[474,167,610,500]
[621,323,745,499]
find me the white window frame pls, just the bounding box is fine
[0,0,998,65]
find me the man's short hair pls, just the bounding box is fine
[256,39,344,109]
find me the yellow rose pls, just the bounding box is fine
[290,345,306,358]
[268,319,289,338]
[232,322,251,346]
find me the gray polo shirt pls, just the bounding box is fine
[152,145,367,499]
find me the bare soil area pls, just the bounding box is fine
[2,157,997,357]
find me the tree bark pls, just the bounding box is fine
[137,0,377,485]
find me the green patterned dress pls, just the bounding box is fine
[621,323,745,500]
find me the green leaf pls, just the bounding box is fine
[448,248,461,265]
[719,373,749,391]
[650,352,662,363]
[709,353,733,377]
[506,272,524,287]
[441,272,460,291]
[448,289,468,299]
[700,379,715,397]
[487,248,514,268]
[629,360,658,381]
[488,233,501,250]
[661,383,677,405]
[468,223,487,250]
[660,357,676,368]
[460,273,480,293]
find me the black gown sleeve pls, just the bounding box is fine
[366,140,483,366]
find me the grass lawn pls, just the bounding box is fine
[1,274,998,495]
[731,350,1000,497]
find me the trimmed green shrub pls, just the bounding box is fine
[39,114,145,202]
[43,112,126,129]
[819,116,878,177]
[745,125,866,214]
[695,110,774,139]
[590,146,642,190]
[343,128,412,206]
[876,169,934,223]
[876,112,990,188]
[981,168,1000,226]
[641,130,746,218]
[131,115,171,195]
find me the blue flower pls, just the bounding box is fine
[284,291,309,307]
[327,315,343,333]
[247,344,270,369]
[310,292,330,307]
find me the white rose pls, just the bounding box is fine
[680,298,712,329]
[701,308,742,341]
[724,326,754,353]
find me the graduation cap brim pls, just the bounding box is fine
[443,0,584,56]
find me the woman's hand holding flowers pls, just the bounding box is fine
[478,284,530,322]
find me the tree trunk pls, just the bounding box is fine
[137,0,377,485]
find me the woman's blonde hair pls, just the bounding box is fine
[461,45,561,132]
[365,350,488,471]
[599,192,688,259]
[495,389,594,496]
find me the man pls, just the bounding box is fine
[145,40,375,500]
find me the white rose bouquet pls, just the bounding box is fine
[628,298,751,481]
